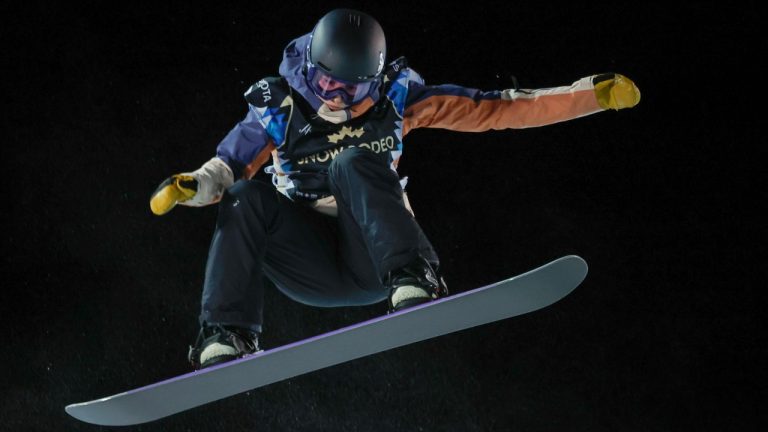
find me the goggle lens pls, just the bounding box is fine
[306,67,374,105]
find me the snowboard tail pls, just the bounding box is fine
[66,255,587,426]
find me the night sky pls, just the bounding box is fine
[3,1,763,431]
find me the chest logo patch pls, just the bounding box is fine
[328,126,365,144]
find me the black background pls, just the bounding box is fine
[3,1,764,431]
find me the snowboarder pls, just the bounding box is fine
[150,8,640,370]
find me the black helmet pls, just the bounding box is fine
[305,9,386,105]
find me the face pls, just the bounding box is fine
[316,76,357,110]
[316,75,359,96]
[306,66,375,110]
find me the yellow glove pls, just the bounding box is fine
[593,73,641,110]
[150,174,198,215]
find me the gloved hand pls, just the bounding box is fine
[593,73,641,110]
[150,174,199,215]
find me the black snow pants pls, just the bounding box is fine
[199,147,439,333]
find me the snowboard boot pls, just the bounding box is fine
[387,257,449,313]
[188,324,261,370]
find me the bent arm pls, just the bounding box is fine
[182,108,275,207]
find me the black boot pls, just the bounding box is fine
[188,324,261,370]
[386,257,449,313]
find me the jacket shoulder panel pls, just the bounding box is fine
[244,77,293,147]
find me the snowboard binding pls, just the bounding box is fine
[188,324,261,370]
[386,257,449,313]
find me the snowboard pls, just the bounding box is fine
[66,255,587,426]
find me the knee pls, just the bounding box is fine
[328,147,380,181]
[329,147,372,175]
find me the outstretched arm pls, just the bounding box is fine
[402,73,640,135]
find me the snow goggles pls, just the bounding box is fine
[305,66,376,106]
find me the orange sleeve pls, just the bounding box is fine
[403,76,603,136]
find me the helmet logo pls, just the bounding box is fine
[377,51,385,75]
